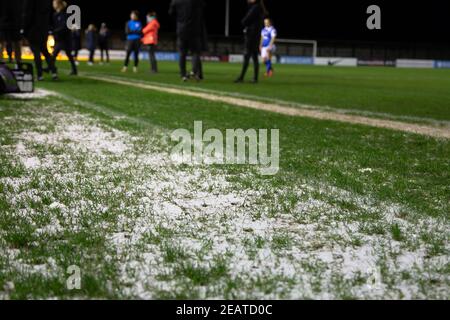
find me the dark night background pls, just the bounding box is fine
[70,0,450,44]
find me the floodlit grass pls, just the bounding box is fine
[0,61,449,299]
[76,61,450,122]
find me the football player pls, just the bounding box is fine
[260,18,277,77]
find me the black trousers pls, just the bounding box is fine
[6,42,13,62]
[53,39,77,74]
[30,40,56,77]
[0,31,22,64]
[238,35,260,81]
[4,42,21,64]
[178,37,202,78]
[124,40,140,67]
[99,43,109,63]
[148,45,158,72]
[88,49,95,63]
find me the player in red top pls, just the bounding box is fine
[142,11,160,74]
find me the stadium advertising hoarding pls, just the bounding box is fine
[396,59,435,69]
[434,60,450,69]
[10,47,450,70]
[229,54,277,64]
[195,55,230,62]
[358,60,396,67]
[140,51,180,62]
[279,56,314,65]
[314,57,358,67]
[229,54,245,63]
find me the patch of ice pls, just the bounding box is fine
[49,202,66,210]
[20,123,130,156]
[21,156,41,170]
[5,89,57,100]
[2,100,448,300]
[339,245,377,276]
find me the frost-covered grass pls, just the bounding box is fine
[0,84,448,299]
[76,61,450,122]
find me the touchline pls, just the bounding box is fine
[170,121,280,176]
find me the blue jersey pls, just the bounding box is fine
[126,20,143,41]
[261,26,277,48]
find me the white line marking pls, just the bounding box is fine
[84,75,450,139]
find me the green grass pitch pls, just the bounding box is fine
[0,61,448,299]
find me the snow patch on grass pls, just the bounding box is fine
[19,123,130,156]
[4,89,57,100]
[0,100,448,299]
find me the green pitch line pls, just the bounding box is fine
[66,61,450,122]
[82,73,450,139]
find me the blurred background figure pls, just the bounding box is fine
[71,26,81,65]
[23,0,58,80]
[260,17,277,77]
[235,0,266,84]
[85,24,97,65]
[142,11,160,73]
[5,42,13,63]
[197,14,208,80]
[0,0,23,66]
[169,0,206,82]
[122,10,142,73]
[52,0,78,75]
[98,23,111,65]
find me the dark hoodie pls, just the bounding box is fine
[52,9,70,42]
[169,0,205,41]
[241,1,264,39]
[22,0,53,44]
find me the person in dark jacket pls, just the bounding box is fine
[0,0,23,65]
[98,23,111,64]
[51,0,77,75]
[71,27,81,64]
[23,0,57,80]
[85,24,97,65]
[122,11,143,73]
[5,42,13,63]
[169,0,206,81]
[235,0,266,83]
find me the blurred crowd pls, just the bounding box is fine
[0,0,159,80]
[1,0,271,84]
[1,0,106,80]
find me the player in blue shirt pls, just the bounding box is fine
[122,11,143,73]
[260,18,277,77]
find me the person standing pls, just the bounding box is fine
[260,18,277,77]
[142,12,160,73]
[85,24,97,65]
[51,0,77,76]
[235,0,266,84]
[5,42,13,63]
[122,11,142,73]
[169,0,206,82]
[23,0,58,80]
[98,23,111,65]
[71,26,81,65]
